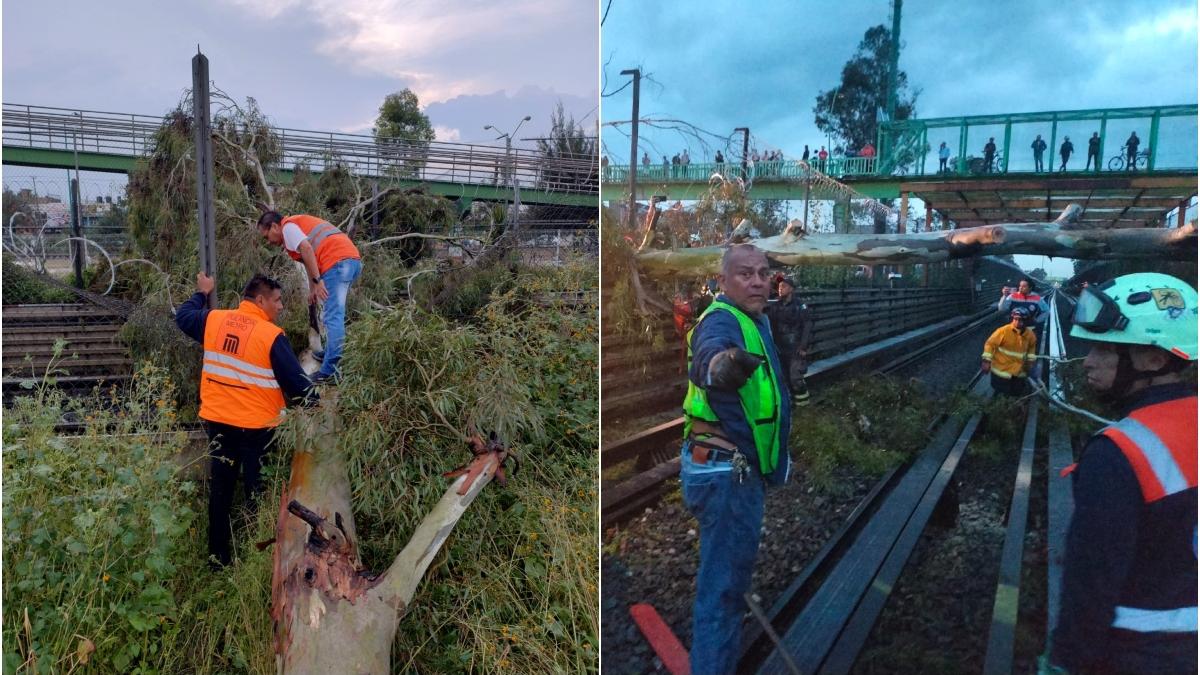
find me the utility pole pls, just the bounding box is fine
[192,48,217,308]
[734,127,750,180]
[69,178,82,288]
[621,68,641,230]
[484,116,531,232]
[886,0,902,122]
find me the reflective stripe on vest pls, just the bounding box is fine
[199,302,286,428]
[282,214,360,274]
[1100,397,1198,503]
[682,300,782,475]
[305,221,340,250]
[1112,605,1198,633]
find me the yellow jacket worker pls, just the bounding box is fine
[982,307,1038,396]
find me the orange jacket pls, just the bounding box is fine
[199,301,286,428]
[282,214,360,275]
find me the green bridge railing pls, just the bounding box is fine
[601,104,1197,186]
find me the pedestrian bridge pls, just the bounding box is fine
[601,104,1197,227]
[2,103,598,209]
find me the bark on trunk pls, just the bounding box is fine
[271,396,509,674]
[636,220,1197,278]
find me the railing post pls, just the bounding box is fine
[1098,114,1108,172]
[1001,118,1012,173]
[1048,116,1058,174]
[957,123,968,176]
[1146,110,1161,171]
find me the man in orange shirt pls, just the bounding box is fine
[257,211,362,383]
[176,272,315,566]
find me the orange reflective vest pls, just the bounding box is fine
[1101,397,1198,503]
[1100,395,1198,634]
[282,214,360,275]
[199,301,286,428]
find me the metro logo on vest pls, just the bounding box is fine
[200,301,286,429]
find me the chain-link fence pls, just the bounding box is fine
[2,173,128,275]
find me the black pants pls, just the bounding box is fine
[1034,154,1044,172]
[984,153,994,172]
[1086,151,1099,171]
[939,157,948,172]
[1059,154,1070,171]
[778,347,810,406]
[990,373,1029,397]
[205,421,275,565]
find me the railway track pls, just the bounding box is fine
[600,307,1003,528]
[609,289,1082,673]
[2,301,134,397]
[742,291,1069,673]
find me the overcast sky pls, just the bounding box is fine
[3,0,598,146]
[600,0,1197,276]
[601,0,1196,161]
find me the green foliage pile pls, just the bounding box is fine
[4,261,599,673]
[2,365,277,673]
[313,261,599,672]
[1,256,75,304]
[114,97,467,414]
[791,376,940,492]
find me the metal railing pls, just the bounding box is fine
[3,104,599,195]
[601,157,877,184]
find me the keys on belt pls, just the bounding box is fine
[687,438,750,483]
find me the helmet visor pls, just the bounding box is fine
[1073,286,1128,333]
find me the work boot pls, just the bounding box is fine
[792,378,810,407]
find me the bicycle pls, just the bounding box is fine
[1108,148,1150,171]
[967,151,1006,175]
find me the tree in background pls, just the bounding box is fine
[814,24,918,155]
[530,102,597,228]
[373,89,436,178]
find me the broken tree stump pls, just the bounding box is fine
[271,394,512,674]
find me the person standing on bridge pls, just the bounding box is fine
[818,145,829,172]
[257,211,362,383]
[766,276,814,407]
[1033,134,1048,172]
[642,151,650,168]
[803,145,810,163]
[175,272,316,567]
[1044,273,1197,675]
[1059,137,1074,172]
[1086,132,1102,172]
[680,244,791,674]
[983,137,997,173]
[715,150,725,166]
[981,307,1038,396]
[1125,132,1141,171]
[939,141,952,173]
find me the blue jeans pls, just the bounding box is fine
[317,258,361,378]
[680,441,766,675]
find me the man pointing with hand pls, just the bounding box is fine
[679,244,792,674]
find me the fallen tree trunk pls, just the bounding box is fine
[271,396,511,673]
[637,209,1197,278]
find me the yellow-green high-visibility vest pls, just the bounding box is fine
[682,300,783,474]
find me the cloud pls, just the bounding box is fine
[217,0,595,104]
[433,125,462,142]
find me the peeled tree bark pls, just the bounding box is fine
[271,396,513,674]
[636,204,1197,278]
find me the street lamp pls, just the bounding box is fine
[484,115,532,229]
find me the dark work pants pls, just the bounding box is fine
[1086,151,1099,171]
[990,373,1029,398]
[1034,153,1044,172]
[778,346,809,405]
[1060,154,1070,171]
[984,153,994,172]
[205,420,275,565]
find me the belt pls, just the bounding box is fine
[686,430,739,464]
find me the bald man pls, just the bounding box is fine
[680,244,793,673]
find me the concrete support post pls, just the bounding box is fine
[1147,111,1161,171]
[70,178,83,288]
[192,50,218,308]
